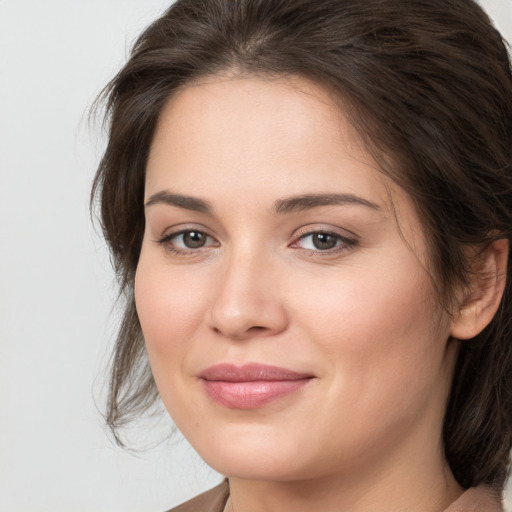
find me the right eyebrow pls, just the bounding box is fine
[145,191,213,213]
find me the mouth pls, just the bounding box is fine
[198,363,315,409]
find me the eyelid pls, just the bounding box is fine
[154,225,220,254]
[292,224,357,240]
[153,223,357,256]
[289,226,358,253]
[154,221,215,240]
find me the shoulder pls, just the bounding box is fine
[165,480,230,512]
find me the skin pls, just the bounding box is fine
[135,75,488,512]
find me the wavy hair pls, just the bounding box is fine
[92,0,512,489]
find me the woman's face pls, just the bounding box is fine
[135,76,458,482]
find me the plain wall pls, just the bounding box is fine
[0,1,511,510]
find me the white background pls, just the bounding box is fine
[0,1,511,511]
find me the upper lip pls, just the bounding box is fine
[199,363,313,382]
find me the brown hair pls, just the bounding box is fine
[92,0,512,490]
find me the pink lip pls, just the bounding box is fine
[199,363,314,409]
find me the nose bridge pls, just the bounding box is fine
[209,242,287,339]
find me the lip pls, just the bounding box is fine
[199,363,314,409]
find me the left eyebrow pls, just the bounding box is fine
[272,193,380,214]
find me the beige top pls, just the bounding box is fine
[167,480,503,512]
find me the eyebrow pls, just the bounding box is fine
[272,193,380,214]
[145,191,380,214]
[145,191,212,213]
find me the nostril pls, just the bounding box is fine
[209,294,289,339]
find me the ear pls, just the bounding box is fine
[450,239,508,340]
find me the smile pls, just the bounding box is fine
[199,363,315,409]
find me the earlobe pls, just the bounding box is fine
[450,239,508,340]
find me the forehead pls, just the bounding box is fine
[146,75,388,200]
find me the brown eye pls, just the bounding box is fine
[296,232,342,251]
[181,230,208,248]
[158,229,218,252]
[292,230,357,254]
[311,233,338,250]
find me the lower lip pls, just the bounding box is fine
[202,379,312,409]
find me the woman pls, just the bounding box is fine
[92,0,512,510]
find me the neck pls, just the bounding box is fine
[227,430,463,512]
[228,467,462,512]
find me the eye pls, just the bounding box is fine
[291,230,356,252]
[173,230,210,249]
[157,229,218,252]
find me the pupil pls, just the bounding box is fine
[313,233,337,250]
[184,231,205,248]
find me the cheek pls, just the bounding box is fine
[134,253,214,428]
[296,261,436,347]
[294,258,449,414]
[134,251,208,375]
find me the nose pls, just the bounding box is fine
[208,250,289,341]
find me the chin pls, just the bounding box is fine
[204,452,311,482]
[182,425,309,480]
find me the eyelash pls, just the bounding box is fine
[156,229,219,255]
[155,228,357,256]
[290,230,357,255]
